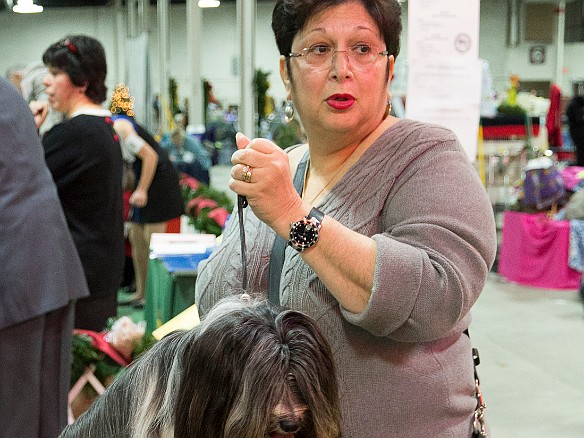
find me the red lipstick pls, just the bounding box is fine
[326,94,355,110]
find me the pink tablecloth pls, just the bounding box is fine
[498,211,581,289]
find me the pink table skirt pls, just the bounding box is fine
[498,211,581,289]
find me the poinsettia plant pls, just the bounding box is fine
[179,173,233,236]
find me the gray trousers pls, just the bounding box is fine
[0,302,74,438]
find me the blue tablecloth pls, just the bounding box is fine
[159,252,212,275]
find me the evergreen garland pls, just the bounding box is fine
[169,77,181,116]
[253,69,271,131]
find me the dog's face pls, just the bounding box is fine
[174,301,342,438]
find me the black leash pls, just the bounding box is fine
[237,195,248,292]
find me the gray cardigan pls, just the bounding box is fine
[195,119,497,437]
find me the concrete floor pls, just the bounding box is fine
[471,273,584,437]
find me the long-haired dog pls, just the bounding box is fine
[59,295,342,438]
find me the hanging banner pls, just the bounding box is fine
[125,32,151,128]
[405,0,481,162]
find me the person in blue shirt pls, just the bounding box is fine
[161,127,212,185]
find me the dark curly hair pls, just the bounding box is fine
[42,34,108,104]
[272,0,402,60]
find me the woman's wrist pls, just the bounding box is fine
[274,199,313,241]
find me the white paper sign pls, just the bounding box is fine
[405,0,481,162]
[407,0,479,61]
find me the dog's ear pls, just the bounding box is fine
[279,311,343,438]
[174,321,258,438]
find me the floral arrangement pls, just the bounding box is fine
[497,74,527,117]
[71,316,156,392]
[180,173,233,236]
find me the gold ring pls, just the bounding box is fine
[242,165,253,183]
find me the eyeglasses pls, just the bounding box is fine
[287,44,389,72]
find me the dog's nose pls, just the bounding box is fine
[279,418,302,433]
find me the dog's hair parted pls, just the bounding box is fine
[59,294,342,438]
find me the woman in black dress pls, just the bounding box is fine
[110,84,184,307]
[30,35,124,331]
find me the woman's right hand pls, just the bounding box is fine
[230,132,306,238]
[29,100,49,129]
[129,188,148,208]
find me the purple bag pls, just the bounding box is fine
[521,165,566,209]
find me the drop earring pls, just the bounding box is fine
[284,100,295,123]
[383,99,392,119]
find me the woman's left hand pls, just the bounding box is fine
[230,133,304,237]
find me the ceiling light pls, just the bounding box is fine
[13,0,43,13]
[198,0,220,7]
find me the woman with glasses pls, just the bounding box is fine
[30,35,124,332]
[196,1,496,436]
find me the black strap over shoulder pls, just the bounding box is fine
[268,151,310,305]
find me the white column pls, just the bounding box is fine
[507,0,519,47]
[114,0,126,83]
[127,0,137,39]
[138,0,149,35]
[187,0,204,128]
[555,1,566,88]
[237,0,256,138]
[158,0,170,134]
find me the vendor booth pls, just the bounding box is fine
[498,211,581,289]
